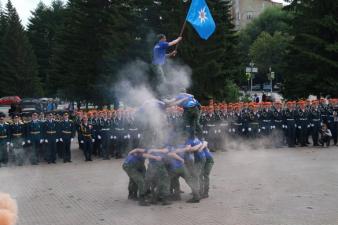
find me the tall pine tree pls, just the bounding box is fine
[0,0,42,97]
[27,0,65,95]
[51,0,132,106]
[283,0,338,98]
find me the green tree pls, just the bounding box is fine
[249,31,292,81]
[51,0,133,106]
[238,6,293,85]
[283,0,338,98]
[0,0,42,97]
[27,0,65,95]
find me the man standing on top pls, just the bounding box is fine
[152,34,182,84]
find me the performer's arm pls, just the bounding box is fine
[168,152,185,163]
[174,145,191,153]
[143,153,162,161]
[189,143,203,152]
[128,148,146,155]
[165,97,189,107]
[147,148,169,154]
[168,37,183,47]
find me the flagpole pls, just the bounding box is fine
[174,0,190,53]
[174,20,187,52]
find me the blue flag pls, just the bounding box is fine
[186,0,216,40]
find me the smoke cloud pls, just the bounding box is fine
[113,58,192,147]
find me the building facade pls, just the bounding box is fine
[231,0,282,30]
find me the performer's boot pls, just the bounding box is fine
[138,195,150,206]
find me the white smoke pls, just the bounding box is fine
[113,58,192,147]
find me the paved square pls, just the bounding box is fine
[1,145,338,225]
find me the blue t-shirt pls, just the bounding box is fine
[148,152,166,165]
[152,41,169,65]
[203,147,213,160]
[124,154,144,165]
[168,148,185,171]
[176,93,200,108]
[186,138,205,162]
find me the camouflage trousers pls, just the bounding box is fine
[145,162,170,199]
[170,165,200,200]
[200,158,214,195]
[123,163,146,196]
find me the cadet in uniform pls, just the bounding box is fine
[98,111,112,160]
[43,113,58,164]
[0,113,10,167]
[9,114,25,166]
[310,100,321,146]
[26,112,43,165]
[79,114,94,161]
[295,101,310,147]
[59,112,76,163]
[284,102,297,147]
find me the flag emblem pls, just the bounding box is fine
[186,0,216,40]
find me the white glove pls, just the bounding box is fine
[40,139,44,143]
[10,143,13,147]
[110,136,113,139]
[248,128,252,132]
[56,139,59,142]
[6,142,10,146]
[27,140,31,144]
[92,139,95,143]
[258,129,261,133]
[137,134,141,139]
[127,134,131,139]
[228,129,231,133]
[262,127,266,130]
[45,139,48,143]
[232,128,235,132]
[97,135,101,140]
[242,128,245,132]
[214,130,217,134]
[71,138,74,142]
[218,129,221,133]
[80,140,84,144]
[298,126,301,129]
[114,136,117,140]
[294,124,297,128]
[59,138,63,142]
[22,141,25,146]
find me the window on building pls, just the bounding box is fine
[246,11,254,20]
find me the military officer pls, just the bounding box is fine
[9,114,26,166]
[59,112,76,163]
[0,113,10,167]
[79,114,95,161]
[26,112,43,165]
[43,112,58,164]
[98,111,112,160]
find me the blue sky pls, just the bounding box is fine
[7,0,287,26]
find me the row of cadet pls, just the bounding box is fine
[187,99,338,149]
[122,136,214,206]
[1,98,338,167]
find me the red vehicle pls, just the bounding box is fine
[0,96,21,105]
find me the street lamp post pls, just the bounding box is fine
[246,62,258,94]
[268,67,275,94]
